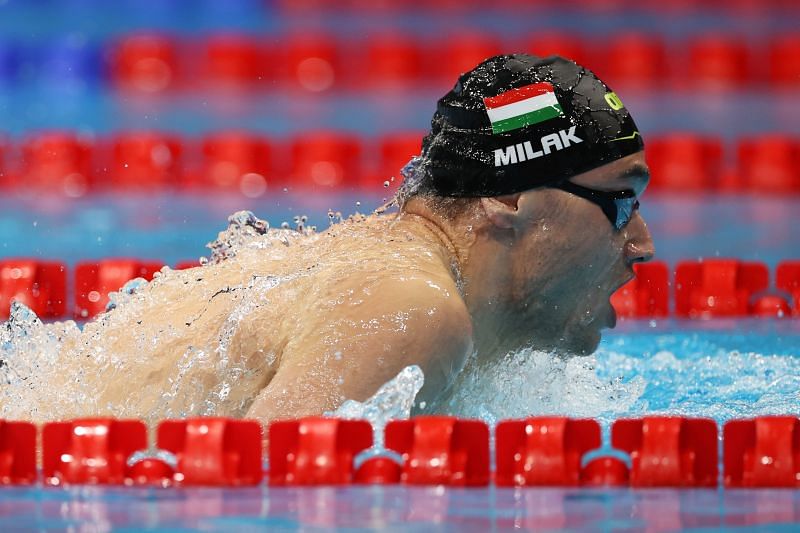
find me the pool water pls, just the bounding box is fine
[2,485,800,531]
[2,193,798,267]
[1,0,798,529]
[439,321,800,426]
[2,193,799,423]
[1,192,799,530]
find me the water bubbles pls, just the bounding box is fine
[392,155,429,207]
[121,278,149,295]
[206,210,271,263]
[239,173,267,198]
[383,181,390,188]
[293,215,304,232]
[327,210,343,227]
[229,211,270,232]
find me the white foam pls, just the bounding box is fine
[434,348,646,426]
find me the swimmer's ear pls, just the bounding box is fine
[479,194,521,230]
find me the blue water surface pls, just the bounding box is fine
[2,485,800,531]
[2,195,800,531]
[1,193,799,268]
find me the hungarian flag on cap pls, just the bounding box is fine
[483,82,564,134]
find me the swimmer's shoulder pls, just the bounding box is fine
[371,271,473,346]
[367,273,473,393]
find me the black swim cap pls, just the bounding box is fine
[413,54,644,197]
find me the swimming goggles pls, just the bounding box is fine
[552,181,640,230]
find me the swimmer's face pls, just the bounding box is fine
[510,151,654,354]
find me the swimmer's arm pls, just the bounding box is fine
[244,278,473,424]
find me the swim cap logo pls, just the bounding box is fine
[484,82,564,134]
[494,127,583,167]
[604,92,625,111]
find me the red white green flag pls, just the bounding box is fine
[483,82,564,134]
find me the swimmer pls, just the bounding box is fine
[2,54,653,427]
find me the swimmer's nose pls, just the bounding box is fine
[624,212,655,265]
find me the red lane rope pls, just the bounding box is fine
[2,415,799,488]
[1,258,798,320]
[1,132,799,196]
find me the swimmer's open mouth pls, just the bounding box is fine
[612,273,636,294]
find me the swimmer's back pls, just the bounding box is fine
[51,213,471,426]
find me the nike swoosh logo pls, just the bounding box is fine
[609,132,642,143]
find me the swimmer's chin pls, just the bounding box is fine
[572,316,609,356]
[566,308,612,356]
[545,328,602,358]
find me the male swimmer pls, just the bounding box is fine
[4,54,653,427]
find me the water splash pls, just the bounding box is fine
[436,348,646,427]
[0,208,444,430]
[0,302,83,421]
[334,364,424,448]
[596,328,800,422]
[392,155,429,208]
[434,326,800,428]
[0,210,324,427]
[206,210,271,263]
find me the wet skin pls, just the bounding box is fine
[400,151,654,365]
[252,151,653,422]
[24,152,653,428]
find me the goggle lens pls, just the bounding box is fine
[552,181,639,230]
